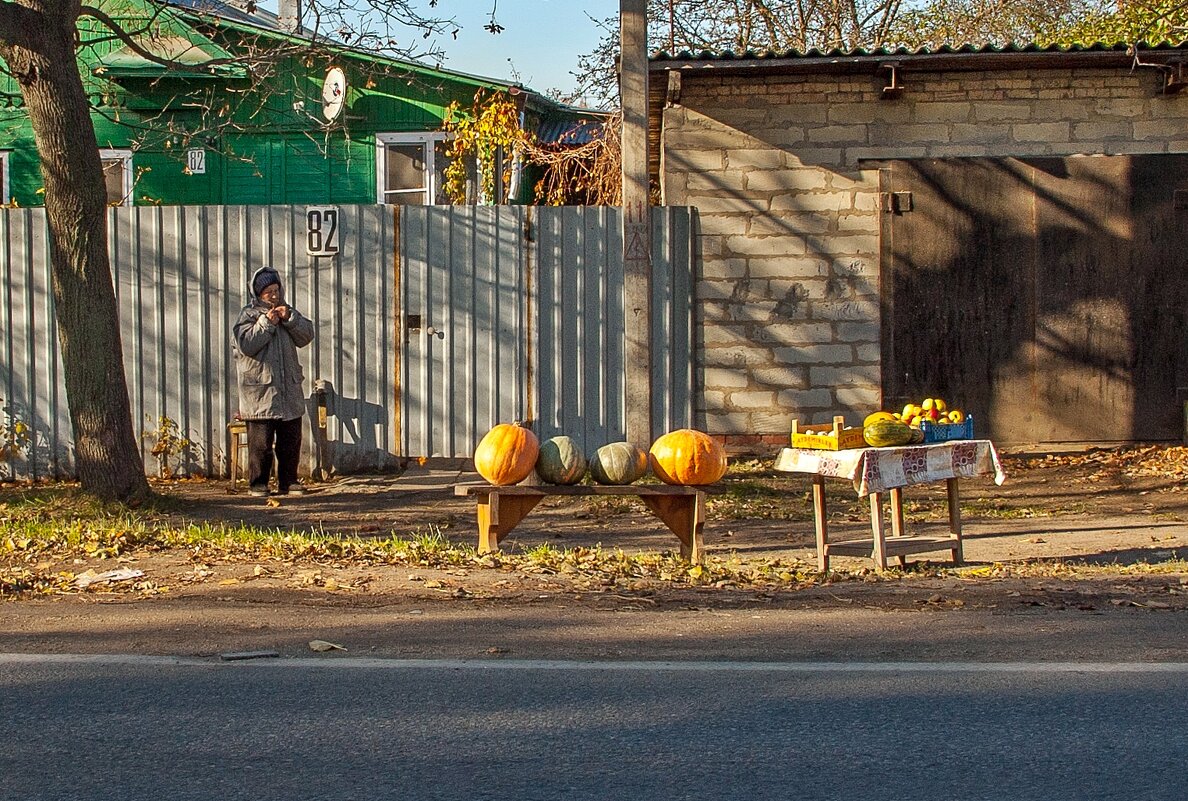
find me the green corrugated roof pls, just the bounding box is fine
[172,4,512,92]
[170,2,603,122]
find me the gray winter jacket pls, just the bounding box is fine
[233,267,315,421]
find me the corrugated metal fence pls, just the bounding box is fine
[0,205,695,479]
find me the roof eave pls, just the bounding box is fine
[649,46,1188,76]
[174,9,521,92]
[99,66,248,80]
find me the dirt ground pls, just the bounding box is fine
[4,446,1188,660]
[69,446,1188,607]
[149,446,1188,565]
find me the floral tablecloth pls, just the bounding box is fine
[773,440,1006,497]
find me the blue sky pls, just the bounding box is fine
[257,0,617,101]
[429,0,617,100]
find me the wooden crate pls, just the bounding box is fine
[792,415,867,450]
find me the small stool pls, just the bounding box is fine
[227,421,248,485]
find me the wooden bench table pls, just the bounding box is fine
[453,484,707,563]
[773,440,1006,572]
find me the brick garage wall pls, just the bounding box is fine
[658,64,1188,452]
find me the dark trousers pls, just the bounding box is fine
[246,417,303,491]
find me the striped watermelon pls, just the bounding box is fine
[863,420,913,447]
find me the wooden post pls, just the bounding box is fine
[620,0,652,447]
[889,486,907,567]
[812,475,829,572]
[947,477,964,564]
[870,493,888,571]
[639,491,705,563]
[475,490,543,553]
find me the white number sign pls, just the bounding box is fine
[186,148,206,174]
[306,206,340,256]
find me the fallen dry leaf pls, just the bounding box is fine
[308,639,347,652]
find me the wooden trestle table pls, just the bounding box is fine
[773,440,1006,571]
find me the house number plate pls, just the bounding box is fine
[306,206,340,256]
[186,148,206,174]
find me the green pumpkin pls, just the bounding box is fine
[535,435,587,485]
[589,441,649,485]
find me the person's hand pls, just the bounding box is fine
[266,307,283,325]
[274,305,291,322]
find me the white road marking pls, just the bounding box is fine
[2,653,1188,672]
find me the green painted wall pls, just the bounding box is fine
[222,135,378,205]
[0,114,43,206]
[0,1,563,207]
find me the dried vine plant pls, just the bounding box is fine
[443,90,621,206]
[522,113,621,206]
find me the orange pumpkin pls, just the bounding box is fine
[648,428,727,486]
[473,422,539,486]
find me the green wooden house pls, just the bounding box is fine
[0,0,600,207]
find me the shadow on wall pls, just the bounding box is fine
[881,155,1188,445]
[668,97,1188,445]
[139,413,218,480]
[307,380,400,477]
[0,395,72,480]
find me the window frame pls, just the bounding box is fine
[99,148,134,206]
[0,151,9,205]
[375,132,450,206]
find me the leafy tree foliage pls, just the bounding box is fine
[885,0,1188,48]
[886,0,1109,49]
[441,90,621,205]
[442,90,525,203]
[1039,0,1188,45]
[570,0,1188,108]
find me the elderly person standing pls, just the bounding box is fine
[233,266,315,497]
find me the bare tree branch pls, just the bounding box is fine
[79,4,230,71]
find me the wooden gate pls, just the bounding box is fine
[880,155,1188,446]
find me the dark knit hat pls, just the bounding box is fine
[252,268,280,298]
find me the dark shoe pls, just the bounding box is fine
[278,484,307,497]
[248,486,269,498]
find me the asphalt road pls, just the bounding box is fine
[4,654,1186,801]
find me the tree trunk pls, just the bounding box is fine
[3,8,149,502]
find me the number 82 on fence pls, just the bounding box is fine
[306,206,340,256]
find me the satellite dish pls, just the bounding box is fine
[322,67,346,122]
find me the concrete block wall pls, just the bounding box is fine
[658,64,1188,451]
